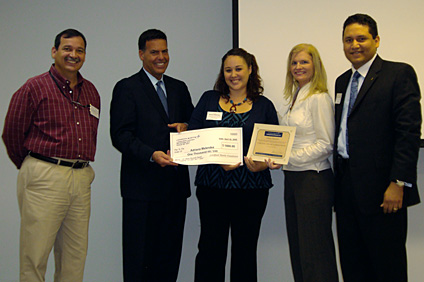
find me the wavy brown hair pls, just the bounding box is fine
[214,48,263,102]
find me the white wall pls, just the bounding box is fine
[239,0,424,139]
[0,1,423,282]
[0,1,232,281]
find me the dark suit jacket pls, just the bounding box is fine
[334,55,421,214]
[110,68,194,201]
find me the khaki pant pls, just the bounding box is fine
[17,155,95,282]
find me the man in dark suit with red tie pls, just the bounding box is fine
[334,14,421,282]
[110,29,194,281]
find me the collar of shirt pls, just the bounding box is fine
[295,82,311,100]
[350,53,377,79]
[50,64,84,87]
[142,68,167,97]
[280,82,311,117]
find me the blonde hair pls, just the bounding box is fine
[283,43,328,102]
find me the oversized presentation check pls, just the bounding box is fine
[170,127,243,165]
[247,123,296,165]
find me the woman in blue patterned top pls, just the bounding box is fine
[188,48,278,282]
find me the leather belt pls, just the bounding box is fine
[29,151,89,169]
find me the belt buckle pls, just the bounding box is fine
[71,160,88,169]
[72,161,84,168]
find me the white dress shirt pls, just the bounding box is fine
[279,83,335,172]
[143,68,167,97]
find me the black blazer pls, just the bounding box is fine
[334,56,421,214]
[110,69,194,201]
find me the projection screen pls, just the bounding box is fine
[235,0,424,143]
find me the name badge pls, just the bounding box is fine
[90,104,100,119]
[206,111,223,121]
[335,93,343,105]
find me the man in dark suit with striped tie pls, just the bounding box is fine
[110,29,194,281]
[333,14,421,282]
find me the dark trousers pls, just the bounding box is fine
[122,196,187,282]
[284,169,338,282]
[336,164,408,282]
[194,186,269,282]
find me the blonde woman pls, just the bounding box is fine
[267,44,338,282]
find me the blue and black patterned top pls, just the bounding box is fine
[188,90,279,189]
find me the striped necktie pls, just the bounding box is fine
[348,71,361,117]
[346,71,361,153]
[156,81,168,116]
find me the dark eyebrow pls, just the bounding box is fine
[62,44,85,50]
[224,65,243,69]
[150,49,168,52]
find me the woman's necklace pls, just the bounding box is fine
[228,94,247,113]
[290,88,300,111]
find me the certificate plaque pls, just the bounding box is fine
[247,123,296,165]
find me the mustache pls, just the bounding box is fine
[66,57,81,63]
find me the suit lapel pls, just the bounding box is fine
[163,75,176,121]
[138,69,170,123]
[350,56,382,114]
[335,70,351,127]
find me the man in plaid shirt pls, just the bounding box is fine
[2,29,100,282]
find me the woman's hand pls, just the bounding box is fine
[220,162,241,171]
[244,156,268,172]
[265,158,282,170]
